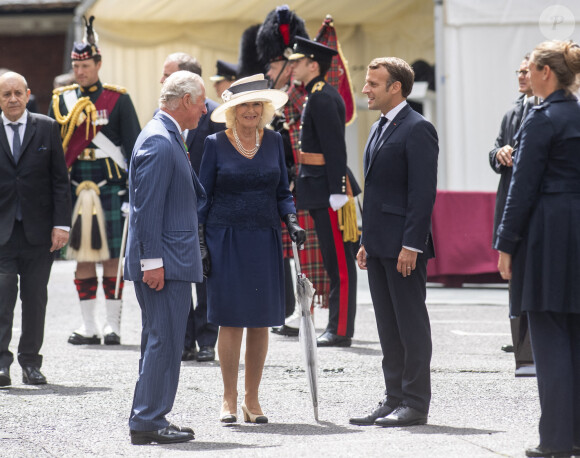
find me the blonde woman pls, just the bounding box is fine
[198,74,305,424]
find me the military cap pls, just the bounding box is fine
[71,15,100,61]
[209,60,239,82]
[288,37,337,64]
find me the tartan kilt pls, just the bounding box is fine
[69,158,126,259]
[282,209,330,307]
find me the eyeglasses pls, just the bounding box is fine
[515,70,529,76]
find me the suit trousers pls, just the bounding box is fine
[129,279,192,431]
[367,255,432,413]
[510,315,534,368]
[527,311,580,450]
[0,221,54,369]
[184,279,218,349]
[309,207,357,337]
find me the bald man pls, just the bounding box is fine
[0,72,71,386]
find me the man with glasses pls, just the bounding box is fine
[489,53,535,377]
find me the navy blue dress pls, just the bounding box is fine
[198,129,295,327]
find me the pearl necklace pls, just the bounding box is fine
[233,127,260,158]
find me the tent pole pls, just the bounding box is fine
[434,0,447,189]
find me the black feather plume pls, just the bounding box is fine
[83,15,98,46]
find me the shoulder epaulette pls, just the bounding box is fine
[52,84,79,95]
[103,83,127,94]
[311,81,325,93]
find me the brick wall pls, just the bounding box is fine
[0,34,67,115]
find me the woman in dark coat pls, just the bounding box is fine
[495,40,580,458]
[198,74,305,424]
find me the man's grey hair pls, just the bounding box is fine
[166,52,202,76]
[159,71,204,110]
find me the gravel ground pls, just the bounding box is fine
[0,260,543,457]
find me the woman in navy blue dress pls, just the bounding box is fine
[198,74,305,424]
[496,40,580,458]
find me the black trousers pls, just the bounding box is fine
[510,315,534,368]
[309,207,357,337]
[183,279,218,349]
[528,311,580,450]
[367,255,432,413]
[0,221,54,369]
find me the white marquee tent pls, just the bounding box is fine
[86,0,580,190]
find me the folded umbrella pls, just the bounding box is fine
[292,241,319,421]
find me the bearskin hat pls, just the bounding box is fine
[256,5,309,64]
[237,24,264,78]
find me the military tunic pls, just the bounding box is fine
[49,80,140,258]
[295,76,357,338]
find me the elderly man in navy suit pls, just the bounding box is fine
[349,57,438,428]
[160,52,225,363]
[125,71,207,444]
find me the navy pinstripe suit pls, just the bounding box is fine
[125,111,205,431]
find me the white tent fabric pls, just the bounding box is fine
[442,0,580,190]
[87,0,434,185]
[87,0,580,191]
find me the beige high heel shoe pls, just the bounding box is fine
[220,399,237,423]
[241,403,268,424]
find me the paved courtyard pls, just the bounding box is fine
[0,260,542,457]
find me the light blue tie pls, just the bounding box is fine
[10,123,21,163]
[10,123,22,220]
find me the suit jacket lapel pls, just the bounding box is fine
[20,113,36,160]
[156,112,187,155]
[363,122,378,174]
[0,123,12,163]
[366,105,411,177]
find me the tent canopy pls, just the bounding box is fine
[88,0,435,185]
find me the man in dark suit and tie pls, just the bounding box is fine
[125,70,207,444]
[0,72,71,387]
[349,57,438,427]
[160,52,225,363]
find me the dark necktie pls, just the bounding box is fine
[520,99,532,125]
[10,123,22,220]
[10,123,21,163]
[371,116,388,152]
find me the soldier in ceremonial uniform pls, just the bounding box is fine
[49,16,140,345]
[288,37,357,347]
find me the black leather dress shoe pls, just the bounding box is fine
[525,446,576,457]
[316,331,351,347]
[196,346,215,362]
[181,347,197,361]
[375,405,427,427]
[349,398,396,426]
[168,423,194,434]
[104,332,121,345]
[22,366,47,385]
[68,332,101,345]
[0,367,11,387]
[271,325,299,337]
[130,424,195,445]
